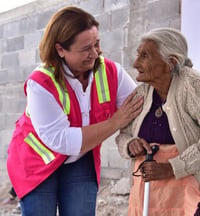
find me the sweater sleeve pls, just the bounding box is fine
[169,142,200,179]
[115,122,135,159]
[169,68,200,179]
[115,84,147,159]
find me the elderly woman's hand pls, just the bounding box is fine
[128,138,153,157]
[140,161,174,182]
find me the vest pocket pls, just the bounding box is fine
[24,132,55,164]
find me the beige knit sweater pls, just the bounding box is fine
[116,66,200,184]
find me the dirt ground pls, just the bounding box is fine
[0,181,17,216]
[0,178,130,216]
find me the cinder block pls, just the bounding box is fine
[19,15,38,34]
[0,69,8,84]
[24,31,43,49]
[100,29,123,60]
[111,7,129,29]
[147,0,179,22]
[96,12,111,32]
[19,49,36,67]
[7,36,24,52]
[80,0,104,14]
[37,9,55,30]
[3,21,20,38]
[0,25,3,39]
[104,0,129,12]
[1,53,19,69]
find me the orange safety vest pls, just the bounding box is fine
[7,56,118,199]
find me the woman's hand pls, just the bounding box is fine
[140,161,174,182]
[111,91,143,129]
[81,91,143,153]
[128,138,153,157]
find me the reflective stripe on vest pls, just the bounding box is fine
[26,56,110,116]
[24,132,55,164]
[24,58,111,164]
[37,65,70,115]
[38,56,110,106]
[25,105,30,117]
[95,56,111,103]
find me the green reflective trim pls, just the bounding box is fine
[37,65,70,114]
[24,132,55,164]
[95,56,111,103]
[25,105,30,118]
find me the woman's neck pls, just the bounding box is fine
[75,71,90,92]
[153,77,172,102]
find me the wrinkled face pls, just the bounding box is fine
[134,40,168,85]
[56,26,100,76]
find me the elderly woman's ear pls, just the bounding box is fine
[168,56,177,71]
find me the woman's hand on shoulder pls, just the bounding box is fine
[111,91,144,129]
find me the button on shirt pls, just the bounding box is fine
[26,62,136,163]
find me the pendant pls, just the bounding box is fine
[155,107,163,118]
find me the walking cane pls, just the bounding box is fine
[143,145,159,216]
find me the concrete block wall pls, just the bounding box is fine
[0,0,181,182]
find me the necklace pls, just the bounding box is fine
[155,106,163,118]
[153,89,166,118]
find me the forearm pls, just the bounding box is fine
[115,123,134,159]
[81,90,143,153]
[169,142,200,179]
[81,118,119,153]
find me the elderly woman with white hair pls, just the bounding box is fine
[116,27,200,216]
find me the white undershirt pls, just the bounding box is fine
[26,62,136,163]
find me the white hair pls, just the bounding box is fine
[140,27,193,72]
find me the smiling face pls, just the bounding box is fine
[134,40,170,88]
[55,26,100,77]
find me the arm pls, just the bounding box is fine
[81,91,143,153]
[168,71,200,179]
[169,143,200,179]
[81,61,144,153]
[116,83,153,159]
[142,71,200,181]
[27,80,143,155]
[116,129,153,159]
[115,120,135,159]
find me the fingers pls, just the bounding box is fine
[140,162,174,181]
[118,91,143,124]
[128,138,159,158]
[130,95,143,113]
[140,161,155,181]
[123,90,138,105]
[113,95,143,129]
[129,138,148,156]
[130,97,143,116]
[123,90,143,108]
[111,92,143,131]
[124,95,143,121]
[141,139,152,154]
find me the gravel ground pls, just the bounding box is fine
[0,178,130,216]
